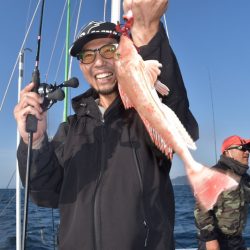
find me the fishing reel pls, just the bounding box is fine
[37,77,79,111]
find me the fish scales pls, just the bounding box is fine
[114,34,238,210]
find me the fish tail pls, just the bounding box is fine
[186,161,238,210]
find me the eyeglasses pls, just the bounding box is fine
[76,43,118,64]
[227,145,250,152]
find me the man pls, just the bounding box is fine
[194,135,250,250]
[14,0,198,249]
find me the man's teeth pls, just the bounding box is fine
[96,73,112,79]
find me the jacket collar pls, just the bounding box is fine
[71,88,125,119]
[72,88,98,114]
[219,154,249,176]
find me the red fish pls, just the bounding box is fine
[114,17,238,210]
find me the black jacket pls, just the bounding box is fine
[18,23,198,250]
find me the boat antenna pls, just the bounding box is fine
[22,0,46,249]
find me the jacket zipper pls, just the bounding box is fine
[131,142,150,247]
[93,121,105,250]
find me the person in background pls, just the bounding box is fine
[14,0,198,249]
[194,135,250,250]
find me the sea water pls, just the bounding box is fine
[0,187,249,249]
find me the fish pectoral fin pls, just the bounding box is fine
[155,80,170,96]
[144,60,162,86]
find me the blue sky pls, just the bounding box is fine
[0,0,250,188]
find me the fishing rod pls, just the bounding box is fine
[22,0,45,249]
[21,1,79,248]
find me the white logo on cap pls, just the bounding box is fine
[87,21,104,34]
[77,21,118,39]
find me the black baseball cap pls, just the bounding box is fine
[69,21,120,57]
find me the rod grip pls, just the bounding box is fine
[25,69,40,133]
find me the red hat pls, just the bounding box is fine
[221,135,250,153]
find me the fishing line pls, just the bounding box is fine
[68,0,84,115]
[45,0,80,83]
[68,0,83,80]
[0,0,42,112]
[207,68,218,162]
[0,193,16,217]
[53,43,66,83]
[44,0,67,138]
[45,0,67,82]
[0,169,16,205]
[24,0,33,35]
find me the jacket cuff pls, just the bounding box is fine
[198,230,218,242]
[138,22,168,59]
[30,190,59,208]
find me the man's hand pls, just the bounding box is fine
[123,0,169,46]
[13,82,47,148]
[206,240,220,250]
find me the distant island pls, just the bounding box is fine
[171,175,189,185]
